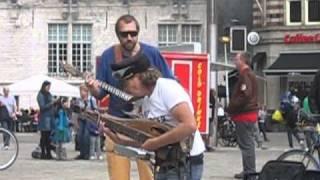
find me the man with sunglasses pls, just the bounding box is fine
[89,14,174,180]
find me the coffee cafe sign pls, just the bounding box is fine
[284,33,320,44]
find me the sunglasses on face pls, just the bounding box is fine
[119,31,138,38]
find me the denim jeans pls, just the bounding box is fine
[155,166,188,180]
[89,135,101,157]
[188,163,203,180]
[77,119,90,159]
[1,121,12,146]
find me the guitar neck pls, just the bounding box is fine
[97,81,134,102]
[82,111,151,143]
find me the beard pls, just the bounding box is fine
[122,40,137,52]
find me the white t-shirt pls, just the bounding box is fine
[142,78,205,156]
[217,107,225,117]
[0,95,16,115]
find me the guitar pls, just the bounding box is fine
[72,106,191,162]
[60,61,140,102]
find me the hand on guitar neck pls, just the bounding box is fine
[60,60,139,102]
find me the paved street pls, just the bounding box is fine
[1,132,299,180]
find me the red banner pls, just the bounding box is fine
[162,52,209,134]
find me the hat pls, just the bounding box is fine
[111,53,150,80]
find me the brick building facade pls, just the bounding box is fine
[0,0,207,86]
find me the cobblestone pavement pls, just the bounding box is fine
[1,132,298,180]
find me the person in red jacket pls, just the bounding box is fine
[227,52,258,179]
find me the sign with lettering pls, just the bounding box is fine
[284,33,320,44]
[162,52,210,134]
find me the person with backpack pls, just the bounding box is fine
[74,84,97,160]
[281,90,304,148]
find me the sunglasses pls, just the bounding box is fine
[119,31,138,38]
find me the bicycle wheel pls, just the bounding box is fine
[0,128,19,170]
[277,149,320,170]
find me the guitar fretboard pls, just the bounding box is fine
[97,81,133,102]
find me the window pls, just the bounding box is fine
[48,24,92,75]
[306,0,320,24]
[287,0,302,25]
[63,0,78,4]
[158,24,202,47]
[72,24,92,72]
[48,24,68,75]
[181,25,201,43]
[158,25,178,47]
[286,0,320,25]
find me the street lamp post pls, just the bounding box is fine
[221,36,230,105]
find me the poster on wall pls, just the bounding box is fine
[162,52,210,134]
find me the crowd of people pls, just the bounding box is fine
[2,13,319,180]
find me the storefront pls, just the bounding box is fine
[254,31,320,109]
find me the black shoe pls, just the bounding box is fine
[45,154,53,160]
[234,172,244,179]
[40,154,46,160]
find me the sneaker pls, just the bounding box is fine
[89,156,96,160]
[234,172,244,179]
[98,155,103,160]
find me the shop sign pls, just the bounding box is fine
[284,33,320,44]
[162,52,210,134]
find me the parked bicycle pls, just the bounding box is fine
[217,115,237,147]
[0,126,19,170]
[277,109,320,170]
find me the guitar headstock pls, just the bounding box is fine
[60,60,83,77]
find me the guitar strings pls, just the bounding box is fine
[98,81,133,101]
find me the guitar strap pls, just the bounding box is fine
[113,44,123,64]
[104,44,123,153]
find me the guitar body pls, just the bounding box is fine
[78,110,190,162]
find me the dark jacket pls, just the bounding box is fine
[227,68,258,115]
[37,92,54,131]
[309,70,320,113]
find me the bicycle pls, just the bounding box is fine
[0,126,19,170]
[217,116,238,147]
[277,110,320,170]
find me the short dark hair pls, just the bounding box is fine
[240,52,251,65]
[115,14,140,37]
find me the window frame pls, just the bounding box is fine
[305,0,320,25]
[286,0,303,26]
[158,23,202,47]
[48,24,68,75]
[47,23,92,76]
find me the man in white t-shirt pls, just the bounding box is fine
[0,87,17,149]
[98,53,205,180]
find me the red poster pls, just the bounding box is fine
[162,52,209,134]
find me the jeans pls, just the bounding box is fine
[89,135,101,157]
[77,119,90,159]
[188,162,203,180]
[156,166,188,180]
[1,121,13,146]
